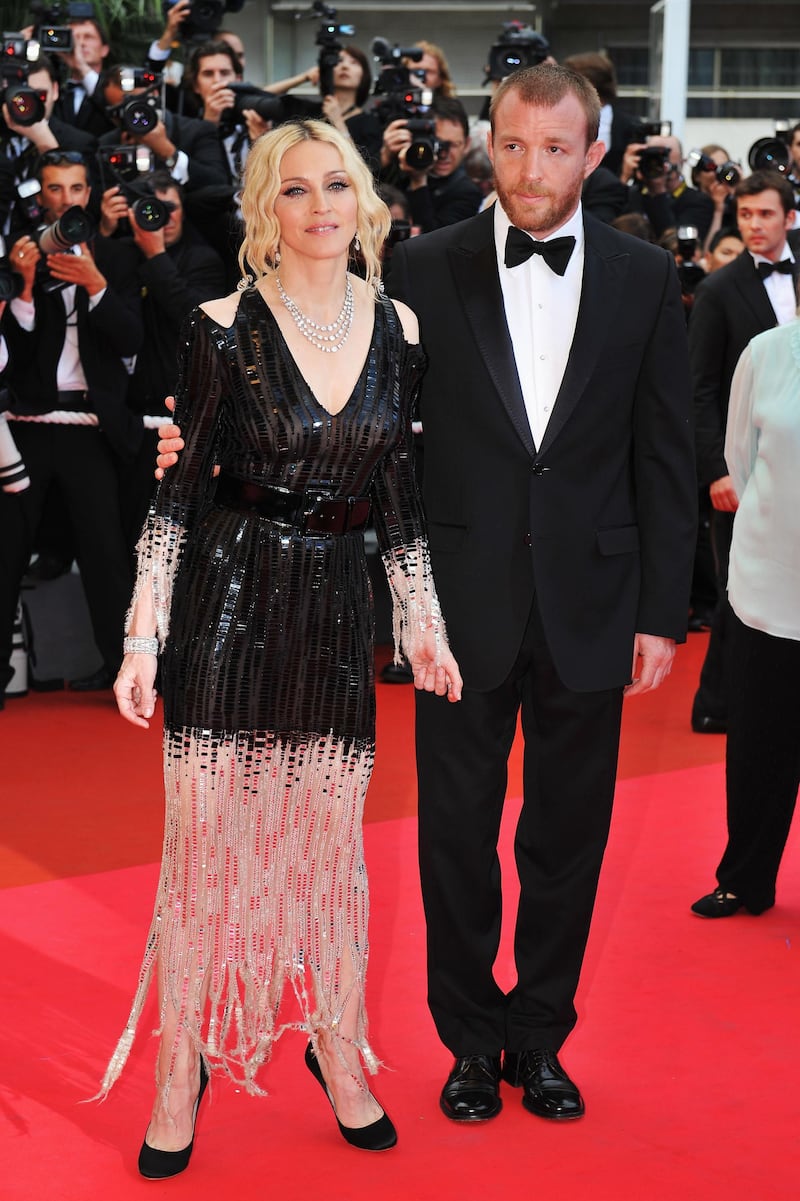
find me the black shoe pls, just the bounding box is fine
[304,1042,397,1151]
[379,661,413,684]
[138,1060,209,1180]
[21,554,74,586]
[440,1054,502,1122]
[68,665,116,691]
[691,887,745,918]
[691,712,727,734]
[503,1049,584,1121]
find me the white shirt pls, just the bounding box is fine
[750,240,797,326]
[494,201,585,449]
[10,273,106,399]
[725,320,800,641]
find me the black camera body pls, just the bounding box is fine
[312,1,355,97]
[402,118,448,172]
[687,149,741,188]
[161,0,245,45]
[221,82,285,134]
[486,22,550,82]
[106,69,162,135]
[370,38,431,129]
[637,144,671,181]
[28,0,97,54]
[0,34,46,127]
[97,146,176,232]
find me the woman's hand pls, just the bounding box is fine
[114,653,158,728]
[408,627,463,702]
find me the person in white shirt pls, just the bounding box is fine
[691,314,800,918]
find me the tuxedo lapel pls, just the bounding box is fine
[537,221,630,457]
[448,213,535,458]
[731,253,781,330]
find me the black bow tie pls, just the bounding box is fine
[504,227,576,275]
[757,258,794,279]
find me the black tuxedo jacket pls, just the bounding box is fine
[389,207,697,693]
[689,230,800,485]
[1,236,144,461]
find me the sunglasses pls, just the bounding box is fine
[38,150,88,168]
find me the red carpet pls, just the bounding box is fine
[2,635,800,1198]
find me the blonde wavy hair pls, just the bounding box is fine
[238,119,391,294]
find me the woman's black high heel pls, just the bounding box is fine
[304,1042,397,1151]
[138,1059,209,1179]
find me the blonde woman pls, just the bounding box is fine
[103,119,462,1176]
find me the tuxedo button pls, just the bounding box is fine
[523,533,532,546]
[532,463,546,476]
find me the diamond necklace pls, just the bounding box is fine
[275,273,354,353]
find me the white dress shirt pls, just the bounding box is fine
[750,240,797,326]
[494,201,585,450]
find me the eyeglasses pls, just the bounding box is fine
[38,150,88,168]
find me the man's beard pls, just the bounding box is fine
[494,174,583,236]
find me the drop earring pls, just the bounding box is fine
[353,233,361,252]
[273,247,281,267]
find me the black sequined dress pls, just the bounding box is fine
[101,287,442,1097]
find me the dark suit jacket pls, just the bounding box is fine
[98,113,229,192]
[689,229,800,486]
[1,236,144,460]
[601,106,642,177]
[389,208,697,693]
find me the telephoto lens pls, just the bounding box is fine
[36,205,93,254]
[4,84,46,126]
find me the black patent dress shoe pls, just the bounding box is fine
[304,1043,397,1151]
[68,665,116,691]
[691,887,745,918]
[691,712,727,734]
[440,1054,502,1122]
[503,1049,584,1120]
[138,1060,209,1179]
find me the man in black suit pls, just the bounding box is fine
[0,152,142,696]
[389,64,696,1122]
[51,16,116,139]
[689,168,800,734]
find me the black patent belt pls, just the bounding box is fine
[215,472,372,535]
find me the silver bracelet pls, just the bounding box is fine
[123,635,159,655]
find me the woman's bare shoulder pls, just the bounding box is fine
[387,297,420,344]
[199,291,244,329]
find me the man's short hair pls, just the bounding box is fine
[562,52,617,105]
[26,54,58,84]
[183,40,242,93]
[489,63,601,147]
[734,168,796,215]
[432,97,469,141]
[36,148,90,182]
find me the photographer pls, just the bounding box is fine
[97,65,229,191]
[622,133,714,241]
[689,144,738,252]
[381,98,481,233]
[563,52,641,177]
[51,13,115,137]
[0,149,142,694]
[110,169,226,543]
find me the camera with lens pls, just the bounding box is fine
[633,120,673,141]
[31,204,94,290]
[97,145,175,231]
[161,0,245,45]
[747,127,799,179]
[220,82,285,135]
[485,22,550,83]
[311,1,355,97]
[0,34,47,127]
[106,68,162,135]
[370,37,431,128]
[27,1,96,54]
[637,144,671,181]
[686,149,741,188]
[401,118,450,172]
[675,223,705,295]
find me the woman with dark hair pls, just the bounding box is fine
[267,47,383,173]
[101,118,461,1176]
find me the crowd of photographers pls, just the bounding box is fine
[1,2,800,704]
